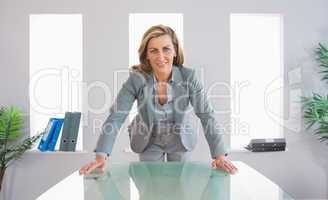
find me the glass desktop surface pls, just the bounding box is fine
[37,161,294,200]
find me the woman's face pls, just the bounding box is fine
[146,34,176,75]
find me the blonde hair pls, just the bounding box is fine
[132,25,184,75]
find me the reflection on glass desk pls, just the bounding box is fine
[37,161,294,200]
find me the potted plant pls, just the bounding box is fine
[302,43,328,143]
[0,106,43,191]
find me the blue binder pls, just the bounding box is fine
[48,118,64,151]
[38,118,58,152]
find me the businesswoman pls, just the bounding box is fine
[80,25,237,175]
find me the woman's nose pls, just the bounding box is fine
[156,51,165,61]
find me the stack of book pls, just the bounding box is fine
[38,112,81,152]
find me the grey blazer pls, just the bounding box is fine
[95,66,226,158]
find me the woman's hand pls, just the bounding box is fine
[79,154,107,175]
[212,155,238,174]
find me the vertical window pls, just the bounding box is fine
[230,14,284,150]
[29,14,83,150]
[128,13,183,122]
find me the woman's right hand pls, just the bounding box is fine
[79,154,107,175]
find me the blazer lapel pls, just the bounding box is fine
[144,74,154,129]
[172,66,188,124]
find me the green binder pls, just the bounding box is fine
[59,112,81,151]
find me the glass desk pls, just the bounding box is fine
[37,161,294,200]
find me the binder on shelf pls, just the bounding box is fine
[59,112,81,151]
[38,118,58,152]
[48,118,64,151]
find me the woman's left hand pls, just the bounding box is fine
[212,155,238,174]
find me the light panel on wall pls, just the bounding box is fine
[230,14,284,150]
[29,14,83,150]
[128,13,183,122]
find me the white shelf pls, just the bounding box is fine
[26,150,89,155]
[229,148,288,153]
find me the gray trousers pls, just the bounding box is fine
[139,144,189,162]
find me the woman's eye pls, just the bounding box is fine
[163,48,171,52]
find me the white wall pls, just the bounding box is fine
[0,0,328,199]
